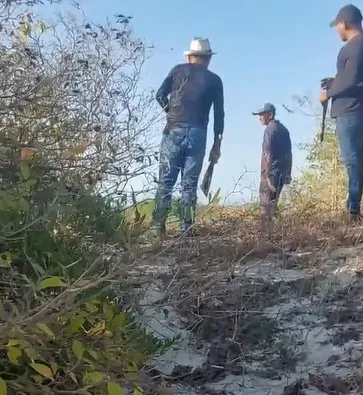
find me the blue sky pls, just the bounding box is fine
[45,0,350,203]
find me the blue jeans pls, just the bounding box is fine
[153,127,206,231]
[336,113,363,214]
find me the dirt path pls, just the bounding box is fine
[133,238,363,395]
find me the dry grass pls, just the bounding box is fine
[198,198,363,250]
[134,197,363,394]
[141,197,363,304]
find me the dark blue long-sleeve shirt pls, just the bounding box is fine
[156,63,224,136]
[328,33,363,118]
[261,120,292,176]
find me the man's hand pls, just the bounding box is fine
[319,91,328,104]
[320,77,334,90]
[209,136,222,164]
[266,177,277,193]
[284,175,292,185]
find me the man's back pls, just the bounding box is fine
[330,34,363,117]
[156,63,224,132]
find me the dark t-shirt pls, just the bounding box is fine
[261,120,292,175]
[328,34,363,118]
[156,63,224,135]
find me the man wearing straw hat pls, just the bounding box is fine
[152,38,225,236]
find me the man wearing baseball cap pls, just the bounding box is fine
[252,103,292,227]
[319,4,363,222]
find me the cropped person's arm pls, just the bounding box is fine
[208,77,225,164]
[156,68,175,112]
[327,54,361,98]
[213,76,224,135]
[262,130,275,175]
[286,133,292,178]
[212,76,224,147]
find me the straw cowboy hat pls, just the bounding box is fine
[183,38,216,56]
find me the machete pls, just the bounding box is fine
[201,161,214,198]
[320,78,333,142]
[320,101,328,143]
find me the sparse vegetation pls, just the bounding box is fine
[0,2,363,395]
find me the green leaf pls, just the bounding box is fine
[84,301,98,313]
[7,346,22,364]
[30,363,53,379]
[103,301,115,322]
[39,276,67,290]
[82,357,95,369]
[18,339,30,348]
[17,197,29,212]
[19,22,32,39]
[107,382,124,395]
[37,323,55,339]
[85,371,104,384]
[20,163,30,180]
[24,347,40,361]
[0,377,7,395]
[0,252,12,265]
[87,348,99,360]
[134,214,146,228]
[213,188,221,203]
[50,363,58,375]
[31,374,44,383]
[134,387,143,395]
[69,315,85,333]
[6,339,20,347]
[0,259,10,268]
[72,340,85,361]
[111,312,128,328]
[0,251,12,268]
[69,372,77,384]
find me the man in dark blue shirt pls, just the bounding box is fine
[152,38,225,235]
[319,4,363,221]
[252,103,292,224]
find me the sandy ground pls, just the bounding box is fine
[133,241,363,395]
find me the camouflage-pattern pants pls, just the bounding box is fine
[259,171,285,219]
[152,126,206,232]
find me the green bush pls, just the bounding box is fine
[0,284,172,394]
[0,2,169,394]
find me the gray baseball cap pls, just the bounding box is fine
[329,4,362,27]
[252,103,276,115]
